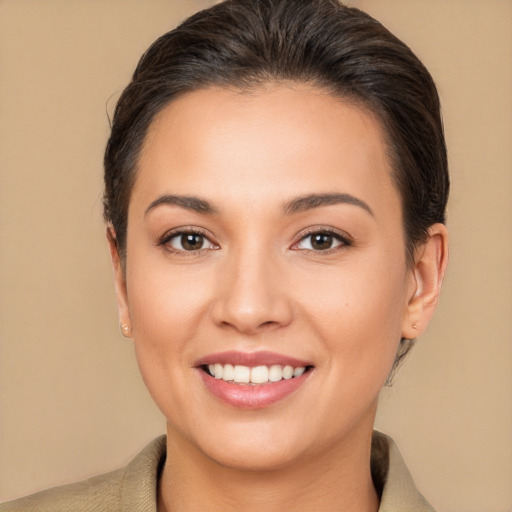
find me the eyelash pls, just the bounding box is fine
[158,227,218,255]
[292,228,352,254]
[158,227,352,255]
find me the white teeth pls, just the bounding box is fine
[250,365,269,384]
[208,363,308,383]
[282,365,294,380]
[233,365,250,383]
[293,367,305,377]
[268,365,283,382]
[213,363,223,379]
[222,363,234,381]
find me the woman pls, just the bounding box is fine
[3,0,448,510]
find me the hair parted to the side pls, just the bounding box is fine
[103,0,449,371]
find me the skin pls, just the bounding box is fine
[109,83,448,512]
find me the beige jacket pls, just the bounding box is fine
[3,432,435,511]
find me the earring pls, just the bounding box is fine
[120,322,131,338]
[412,323,419,330]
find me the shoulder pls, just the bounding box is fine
[2,468,125,512]
[2,436,167,512]
[372,431,437,512]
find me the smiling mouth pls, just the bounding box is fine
[202,364,314,385]
[195,351,315,407]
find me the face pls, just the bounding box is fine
[114,84,419,470]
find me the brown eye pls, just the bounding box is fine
[295,231,349,251]
[167,231,215,252]
[181,233,204,250]
[311,233,334,250]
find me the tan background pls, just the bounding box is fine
[0,1,510,510]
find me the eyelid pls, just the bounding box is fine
[291,226,353,252]
[156,225,352,254]
[158,226,219,254]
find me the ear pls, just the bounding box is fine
[402,223,449,339]
[106,226,132,337]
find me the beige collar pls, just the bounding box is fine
[120,432,435,511]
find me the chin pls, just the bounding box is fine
[202,438,306,473]
[170,413,314,472]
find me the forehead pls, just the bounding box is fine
[132,83,400,219]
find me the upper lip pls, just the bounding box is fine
[194,350,313,368]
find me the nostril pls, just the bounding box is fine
[211,271,294,334]
[217,317,286,334]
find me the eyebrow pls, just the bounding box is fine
[283,193,374,216]
[145,194,218,216]
[144,192,373,217]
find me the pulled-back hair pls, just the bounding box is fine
[104,0,448,264]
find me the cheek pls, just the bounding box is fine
[297,256,407,378]
[124,250,216,413]
[126,250,213,342]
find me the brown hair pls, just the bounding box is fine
[104,0,448,259]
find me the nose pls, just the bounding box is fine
[211,248,293,335]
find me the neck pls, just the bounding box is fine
[158,423,379,512]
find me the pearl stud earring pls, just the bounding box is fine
[120,322,131,338]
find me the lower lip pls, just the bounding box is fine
[198,370,311,409]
